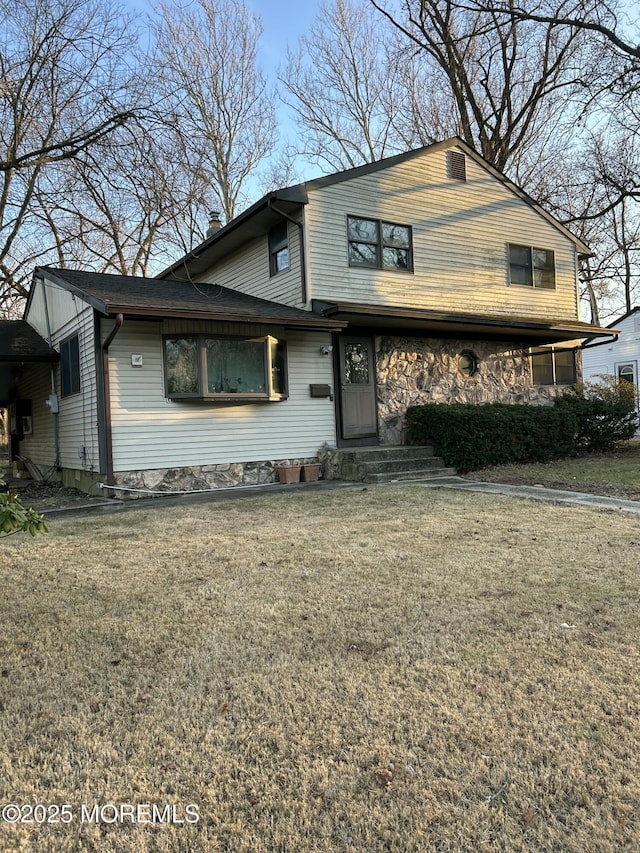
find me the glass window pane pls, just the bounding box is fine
[554,350,576,384]
[349,242,378,266]
[205,339,266,394]
[274,247,289,272]
[344,342,370,384]
[531,351,553,385]
[270,339,287,396]
[165,338,198,394]
[348,217,378,242]
[382,247,409,270]
[509,244,532,285]
[533,248,555,288]
[61,335,80,397]
[382,223,409,248]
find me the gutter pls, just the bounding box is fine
[102,314,123,495]
[40,275,61,469]
[268,199,308,305]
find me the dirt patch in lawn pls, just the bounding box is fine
[9,480,111,510]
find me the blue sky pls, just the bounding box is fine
[247,0,321,74]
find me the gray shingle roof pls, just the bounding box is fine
[0,320,58,362]
[37,268,344,330]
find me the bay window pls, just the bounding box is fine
[164,335,287,401]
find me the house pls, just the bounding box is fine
[0,138,615,496]
[582,306,639,418]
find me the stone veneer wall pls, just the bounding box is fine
[376,336,569,445]
[114,457,319,498]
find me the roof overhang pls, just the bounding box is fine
[0,320,58,403]
[97,303,346,331]
[158,188,308,281]
[313,301,618,345]
[36,267,345,331]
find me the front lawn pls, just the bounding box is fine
[1,487,639,852]
[468,440,640,500]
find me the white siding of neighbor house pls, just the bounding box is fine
[305,145,581,320]
[582,312,640,390]
[106,319,336,472]
[196,219,306,309]
[22,276,100,473]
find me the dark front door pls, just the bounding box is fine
[338,336,377,441]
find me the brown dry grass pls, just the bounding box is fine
[1,486,639,852]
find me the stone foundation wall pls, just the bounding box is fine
[114,457,319,499]
[376,336,565,445]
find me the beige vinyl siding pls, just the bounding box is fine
[14,365,56,471]
[107,320,336,472]
[306,145,580,320]
[23,278,99,472]
[196,222,305,308]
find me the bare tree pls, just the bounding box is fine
[0,0,141,312]
[281,0,411,170]
[151,0,277,223]
[367,0,594,177]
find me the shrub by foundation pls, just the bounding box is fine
[553,377,638,452]
[406,403,578,473]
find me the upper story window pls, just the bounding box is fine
[509,244,555,289]
[60,334,81,397]
[347,216,413,272]
[163,334,287,402]
[269,221,289,276]
[530,346,576,385]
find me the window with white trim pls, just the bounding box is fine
[163,335,287,401]
[509,244,555,289]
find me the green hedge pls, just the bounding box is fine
[553,393,638,452]
[405,403,578,472]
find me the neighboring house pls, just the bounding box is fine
[0,138,615,495]
[582,306,640,418]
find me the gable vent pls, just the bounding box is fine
[447,150,467,181]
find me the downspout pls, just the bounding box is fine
[102,314,124,495]
[40,276,61,469]
[268,200,308,305]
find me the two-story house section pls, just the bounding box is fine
[163,138,606,449]
[1,138,612,495]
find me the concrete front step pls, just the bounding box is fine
[330,445,455,483]
[337,445,435,463]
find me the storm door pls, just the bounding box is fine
[338,336,377,441]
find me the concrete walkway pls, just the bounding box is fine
[411,476,640,515]
[35,474,640,518]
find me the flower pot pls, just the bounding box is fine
[277,464,301,484]
[300,463,321,482]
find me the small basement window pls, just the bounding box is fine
[164,335,287,401]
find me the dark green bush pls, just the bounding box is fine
[405,402,578,473]
[554,377,638,452]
